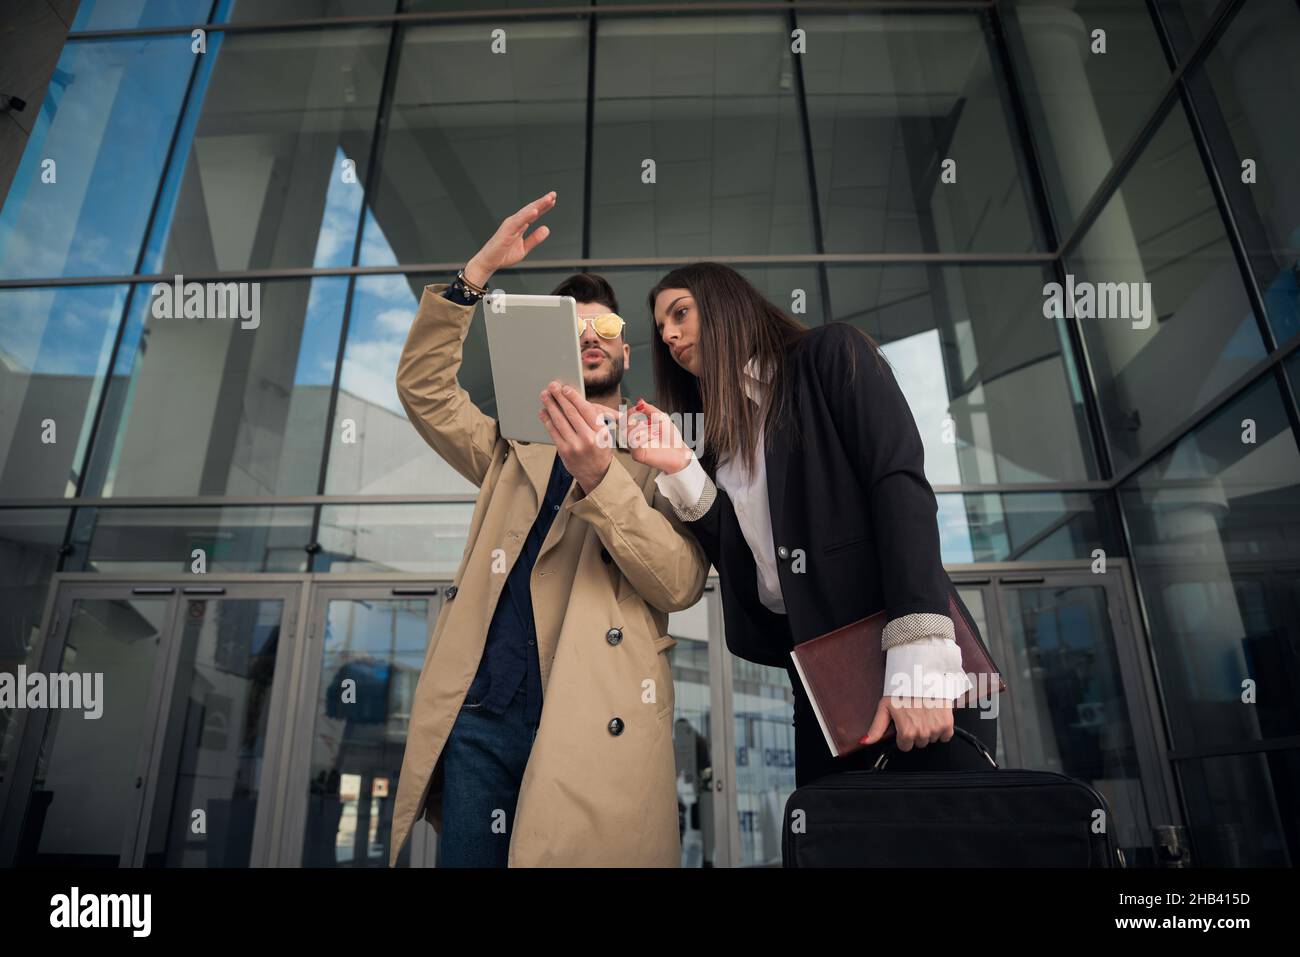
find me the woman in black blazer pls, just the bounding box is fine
[627,262,998,788]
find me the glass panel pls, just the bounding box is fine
[362,18,588,267]
[66,506,313,572]
[0,285,130,498]
[1180,0,1300,345]
[317,503,474,573]
[81,278,346,498]
[402,0,561,10]
[17,596,169,866]
[0,37,194,279]
[1176,748,1298,866]
[828,265,1098,483]
[1003,0,1172,236]
[1119,373,1300,753]
[953,585,1009,768]
[665,594,714,867]
[141,26,389,275]
[323,273,484,496]
[1000,582,1152,864]
[224,0,399,21]
[1066,104,1266,471]
[143,595,284,866]
[937,492,1123,564]
[590,13,816,258]
[72,1,213,30]
[730,658,795,867]
[303,596,428,866]
[803,10,1041,253]
[0,508,72,793]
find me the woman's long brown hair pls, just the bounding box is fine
[646,262,813,477]
[648,262,892,476]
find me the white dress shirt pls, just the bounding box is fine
[654,358,972,701]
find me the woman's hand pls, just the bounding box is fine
[464,190,556,288]
[627,399,692,474]
[861,695,954,751]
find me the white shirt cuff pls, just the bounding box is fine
[883,637,974,701]
[653,452,708,511]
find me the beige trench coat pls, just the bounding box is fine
[388,282,709,867]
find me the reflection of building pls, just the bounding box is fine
[1,0,1299,869]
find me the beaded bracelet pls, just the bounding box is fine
[449,268,488,302]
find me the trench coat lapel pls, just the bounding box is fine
[535,447,640,565]
[510,439,556,512]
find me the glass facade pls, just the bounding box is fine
[2,0,1298,868]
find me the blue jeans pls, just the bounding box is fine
[436,685,538,867]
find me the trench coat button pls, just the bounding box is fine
[600,547,612,564]
[608,717,624,736]
[445,585,458,600]
[777,546,790,560]
[605,627,623,645]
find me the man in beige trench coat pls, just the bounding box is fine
[388,191,708,867]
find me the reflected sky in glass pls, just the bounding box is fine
[0,37,195,279]
[0,285,130,497]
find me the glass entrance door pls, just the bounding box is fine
[2,579,299,867]
[954,566,1177,867]
[279,582,442,868]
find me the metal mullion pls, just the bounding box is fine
[786,1,833,326]
[1167,736,1300,763]
[127,587,194,867]
[308,17,407,570]
[582,1,597,261]
[244,580,305,867]
[0,251,1062,291]
[0,494,480,508]
[265,576,317,866]
[984,579,1020,769]
[65,2,999,42]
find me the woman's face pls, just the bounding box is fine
[652,287,702,377]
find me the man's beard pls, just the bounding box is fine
[583,352,624,400]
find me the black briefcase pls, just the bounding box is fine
[781,729,1125,867]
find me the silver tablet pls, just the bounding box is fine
[483,292,587,445]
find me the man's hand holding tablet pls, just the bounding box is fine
[537,382,616,495]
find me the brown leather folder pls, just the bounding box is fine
[789,586,1007,757]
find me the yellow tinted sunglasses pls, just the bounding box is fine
[575,312,626,339]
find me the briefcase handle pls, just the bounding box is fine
[872,727,998,771]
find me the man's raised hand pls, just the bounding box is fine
[465,191,557,288]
